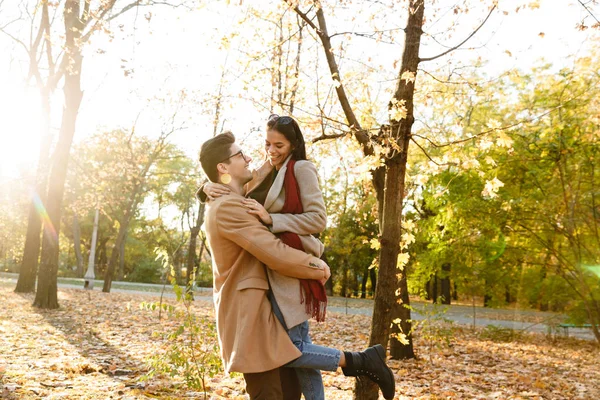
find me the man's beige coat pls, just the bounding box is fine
[204,193,326,374]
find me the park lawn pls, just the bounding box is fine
[0,287,598,399]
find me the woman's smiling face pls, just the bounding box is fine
[265,128,293,170]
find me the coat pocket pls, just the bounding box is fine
[236,277,269,291]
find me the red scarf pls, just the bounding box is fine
[278,159,328,322]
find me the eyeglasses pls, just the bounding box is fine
[268,114,294,125]
[219,149,249,163]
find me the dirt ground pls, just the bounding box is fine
[1,287,598,399]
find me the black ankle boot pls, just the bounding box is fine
[342,344,395,399]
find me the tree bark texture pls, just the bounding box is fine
[186,202,205,293]
[441,263,451,305]
[15,90,52,293]
[73,215,84,277]
[103,205,134,292]
[356,2,424,394]
[34,0,84,309]
[117,231,127,281]
[431,274,439,303]
[390,264,415,359]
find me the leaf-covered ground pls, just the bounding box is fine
[0,287,598,399]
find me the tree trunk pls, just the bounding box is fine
[538,263,549,311]
[97,237,108,276]
[361,266,369,298]
[441,263,451,305]
[84,208,99,289]
[431,274,438,303]
[425,276,433,300]
[34,1,84,309]
[390,264,415,359]
[117,231,127,281]
[73,215,84,277]
[15,89,52,293]
[483,279,492,308]
[292,2,424,397]
[352,271,359,297]
[369,265,377,297]
[371,0,424,376]
[186,229,198,294]
[103,208,134,292]
[15,193,44,293]
[341,258,349,297]
[174,248,182,285]
[186,202,205,295]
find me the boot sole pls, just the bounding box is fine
[373,344,395,399]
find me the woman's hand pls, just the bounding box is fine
[204,182,231,201]
[242,198,273,225]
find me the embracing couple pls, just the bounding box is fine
[198,115,395,399]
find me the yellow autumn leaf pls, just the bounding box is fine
[487,119,502,130]
[401,232,415,246]
[397,252,410,269]
[479,138,494,150]
[484,156,497,166]
[389,98,407,121]
[402,219,416,232]
[497,132,514,148]
[461,159,481,170]
[482,177,504,198]
[400,70,416,84]
[370,238,380,250]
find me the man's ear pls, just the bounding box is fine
[217,162,228,175]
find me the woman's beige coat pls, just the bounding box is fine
[204,194,326,374]
[248,156,327,329]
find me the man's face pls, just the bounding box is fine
[220,144,253,184]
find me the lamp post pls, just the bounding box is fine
[84,208,99,289]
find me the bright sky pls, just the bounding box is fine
[0,0,598,184]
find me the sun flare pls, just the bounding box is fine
[0,83,44,179]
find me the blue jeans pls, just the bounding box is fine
[269,295,341,400]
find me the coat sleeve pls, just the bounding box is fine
[196,161,272,203]
[270,161,327,235]
[216,198,325,280]
[195,184,209,203]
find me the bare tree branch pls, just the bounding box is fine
[578,0,600,25]
[412,104,566,148]
[288,3,318,31]
[329,27,405,41]
[107,0,192,23]
[0,26,28,52]
[312,131,349,143]
[409,137,453,167]
[420,5,496,63]
[81,0,118,43]
[41,1,54,78]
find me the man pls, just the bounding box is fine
[199,132,330,399]
[199,132,396,400]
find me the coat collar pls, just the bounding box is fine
[263,155,294,210]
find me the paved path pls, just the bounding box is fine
[1,272,595,341]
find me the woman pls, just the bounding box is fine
[200,115,394,400]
